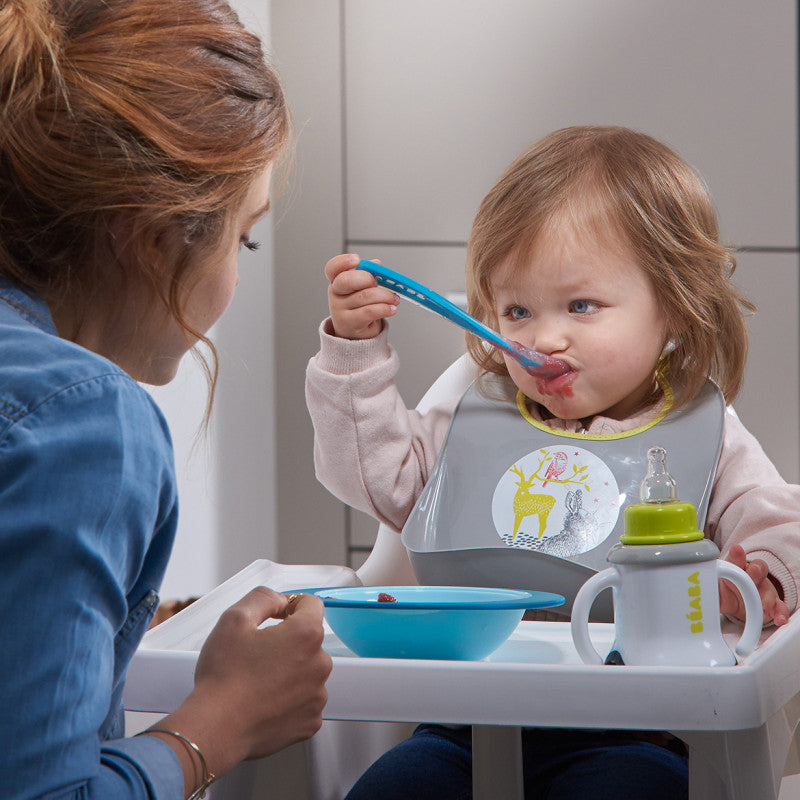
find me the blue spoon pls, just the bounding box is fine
[356,259,567,375]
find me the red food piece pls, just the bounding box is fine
[377,592,398,603]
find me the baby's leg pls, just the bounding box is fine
[526,729,688,800]
[345,725,688,800]
[344,724,472,800]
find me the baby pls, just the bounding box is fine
[306,125,800,800]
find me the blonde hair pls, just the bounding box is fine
[465,126,753,410]
[0,0,290,407]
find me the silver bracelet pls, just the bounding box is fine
[138,727,217,799]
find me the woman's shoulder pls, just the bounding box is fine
[0,306,170,450]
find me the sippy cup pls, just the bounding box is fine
[570,446,762,667]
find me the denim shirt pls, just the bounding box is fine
[0,278,183,799]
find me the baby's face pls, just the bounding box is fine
[491,225,667,421]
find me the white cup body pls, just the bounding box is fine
[612,560,733,666]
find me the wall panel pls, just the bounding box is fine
[344,0,797,248]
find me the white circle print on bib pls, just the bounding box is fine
[491,446,620,557]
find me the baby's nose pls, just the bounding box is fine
[531,318,567,355]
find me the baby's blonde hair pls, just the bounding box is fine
[465,126,753,410]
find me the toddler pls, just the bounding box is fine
[306,126,800,799]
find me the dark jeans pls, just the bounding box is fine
[345,724,688,800]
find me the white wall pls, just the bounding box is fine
[145,360,219,597]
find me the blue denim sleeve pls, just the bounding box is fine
[0,370,182,800]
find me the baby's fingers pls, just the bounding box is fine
[742,559,776,622]
[771,598,790,627]
[329,267,384,301]
[744,557,769,586]
[332,298,398,337]
[325,253,361,283]
[719,577,745,620]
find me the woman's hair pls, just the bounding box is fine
[0,0,290,401]
[465,125,753,411]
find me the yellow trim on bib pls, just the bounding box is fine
[515,374,674,441]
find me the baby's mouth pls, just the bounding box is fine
[525,356,572,379]
[507,340,570,378]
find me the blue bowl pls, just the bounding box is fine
[312,586,565,660]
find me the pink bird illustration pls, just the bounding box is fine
[542,451,568,486]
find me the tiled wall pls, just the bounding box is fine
[271,0,799,568]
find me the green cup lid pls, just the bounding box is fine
[621,501,703,545]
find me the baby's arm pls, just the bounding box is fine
[306,254,459,531]
[326,253,399,339]
[708,411,800,627]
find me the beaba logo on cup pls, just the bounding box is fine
[687,571,703,633]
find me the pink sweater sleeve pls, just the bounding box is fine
[305,319,459,532]
[706,410,800,614]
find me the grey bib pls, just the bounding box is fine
[402,377,724,619]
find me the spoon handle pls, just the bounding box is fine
[356,259,542,368]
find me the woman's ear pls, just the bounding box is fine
[108,211,153,271]
[110,212,186,292]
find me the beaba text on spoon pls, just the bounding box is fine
[356,259,568,376]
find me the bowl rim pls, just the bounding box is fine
[290,585,565,611]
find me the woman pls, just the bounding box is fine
[0,1,331,797]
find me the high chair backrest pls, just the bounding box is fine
[355,354,475,587]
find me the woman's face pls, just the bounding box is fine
[92,165,273,385]
[181,166,274,347]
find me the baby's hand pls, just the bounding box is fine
[719,544,790,627]
[325,254,400,339]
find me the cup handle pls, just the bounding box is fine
[716,560,762,659]
[570,568,619,665]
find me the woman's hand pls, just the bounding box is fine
[720,544,790,627]
[158,587,332,787]
[325,253,399,339]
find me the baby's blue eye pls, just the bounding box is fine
[505,305,530,320]
[570,299,596,314]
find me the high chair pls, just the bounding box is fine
[126,354,800,800]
